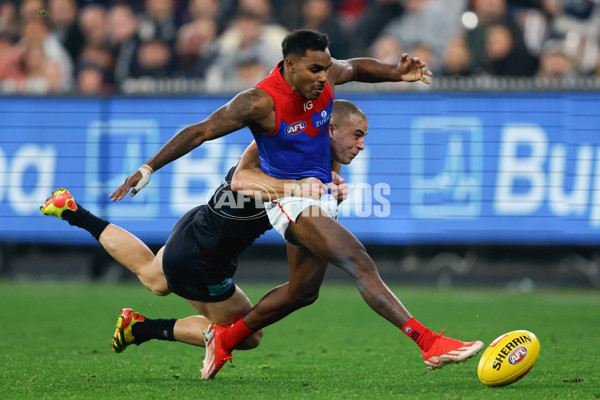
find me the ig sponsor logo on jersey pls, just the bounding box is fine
[286,121,306,135]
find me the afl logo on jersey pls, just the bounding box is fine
[286,121,306,135]
[321,110,327,118]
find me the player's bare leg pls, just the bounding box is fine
[288,208,482,368]
[201,247,327,378]
[99,226,170,295]
[243,245,328,330]
[209,207,482,372]
[184,285,264,349]
[41,188,169,295]
[286,206,412,329]
[113,285,263,352]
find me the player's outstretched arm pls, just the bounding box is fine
[231,141,326,201]
[329,54,432,86]
[110,89,272,201]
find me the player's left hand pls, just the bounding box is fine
[329,172,348,204]
[295,177,327,199]
[397,53,432,84]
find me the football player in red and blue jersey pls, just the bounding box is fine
[108,29,482,379]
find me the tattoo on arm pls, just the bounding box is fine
[146,89,269,172]
[146,124,203,171]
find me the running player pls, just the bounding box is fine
[108,29,482,379]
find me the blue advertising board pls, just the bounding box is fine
[1,92,599,245]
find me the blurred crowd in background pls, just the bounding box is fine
[0,0,599,95]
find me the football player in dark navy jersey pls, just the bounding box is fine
[83,29,480,377]
[41,100,363,352]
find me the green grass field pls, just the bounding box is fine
[0,281,598,399]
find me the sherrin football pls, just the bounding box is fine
[477,330,540,387]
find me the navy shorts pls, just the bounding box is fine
[162,206,237,302]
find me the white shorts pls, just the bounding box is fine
[265,194,338,245]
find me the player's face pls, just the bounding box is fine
[330,114,368,164]
[291,49,332,100]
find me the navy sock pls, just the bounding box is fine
[61,204,110,241]
[131,319,177,344]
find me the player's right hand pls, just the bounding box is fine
[110,165,152,202]
[328,172,348,204]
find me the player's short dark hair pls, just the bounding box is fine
[281,29,330,59]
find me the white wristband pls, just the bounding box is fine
[134,164,153,191]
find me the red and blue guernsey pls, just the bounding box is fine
[254,62,334,184]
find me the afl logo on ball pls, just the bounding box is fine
[286,121,306,135]
[508,346,527,365]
